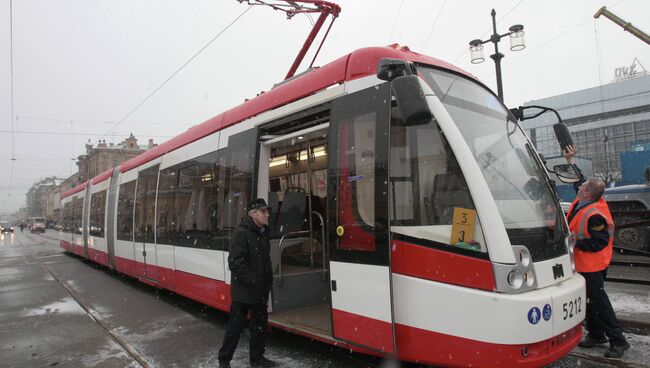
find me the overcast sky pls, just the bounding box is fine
[1,0,649,216]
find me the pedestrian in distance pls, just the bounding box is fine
[218,198,277,368]
[564,145,630,358]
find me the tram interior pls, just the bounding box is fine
[264,128,332,337]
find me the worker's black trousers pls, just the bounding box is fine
[581,270,627,346]
[218,302,268,363]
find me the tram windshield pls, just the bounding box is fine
[419,67,567,261]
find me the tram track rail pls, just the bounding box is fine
[567,351,647,368]
[22,234,151,368]
[25,232,649,367]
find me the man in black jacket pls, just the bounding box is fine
[218,198,276,368]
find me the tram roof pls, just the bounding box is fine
[61,181,88,199]
[91,168,115,185]
[111,45,475,175]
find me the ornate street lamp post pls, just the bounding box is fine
[469,9,525,102]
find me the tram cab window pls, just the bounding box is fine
[420,67,567,261]
[389,105,486,254]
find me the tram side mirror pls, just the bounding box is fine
[391,75,433,126]
[553,123,574,152]
[553,164,581,183]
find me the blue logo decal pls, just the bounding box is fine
[528,307,541,325]
[543,304,552,321]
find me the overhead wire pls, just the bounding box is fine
[388,0,405,42]
[2,2,250,215]
[502,0,625,69]
[2,0,16,213]
[0,130,173,138]
[421,0,449,50]
[99,4,253,141]
[0,114,188,126]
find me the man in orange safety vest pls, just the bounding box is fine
[564,145,629,358]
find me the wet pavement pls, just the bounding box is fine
[1,230,648,368]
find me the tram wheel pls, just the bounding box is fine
[615,226,647,251]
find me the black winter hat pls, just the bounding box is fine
[246,198,268,213]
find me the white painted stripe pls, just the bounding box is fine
[160,132,221,170]
[224,251,231,284]
[134,242,154,266]
[157,243,174,270]
[73,233,83,248]
[90,179,109,193]
[115,239,135,260]
[118,169,138,184]
[344,75,383,94]
[88,235,107,252]
[174,247,226,281]
[330,261,392,322]
[392,273,585,344]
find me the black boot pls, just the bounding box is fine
[250,356,277,367]
[578,334,608,348]
[604,342,630,358]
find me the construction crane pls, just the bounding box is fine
[594,6,650,45]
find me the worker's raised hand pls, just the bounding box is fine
[563,145,577,164]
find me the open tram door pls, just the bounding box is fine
[327,83,396,355]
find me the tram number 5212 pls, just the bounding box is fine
[562,297,582,320]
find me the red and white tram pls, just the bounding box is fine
[56,44,585,367]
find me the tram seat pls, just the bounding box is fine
[431,173,473,224]
[270,188,311,273]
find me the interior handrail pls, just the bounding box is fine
[310,210,326,279]
[277,230,311,285]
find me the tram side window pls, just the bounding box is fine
[62,202,73,233]
[176,151,220,249]
[89,190,107,238]
[156,167,179,245]
[352,116,378,226]
[72,197,83,234]
[222,130,256,249]
[134,165,159,244]
[117,181,136,241]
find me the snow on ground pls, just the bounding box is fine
[608,289,650,315]
[22,297,85,316]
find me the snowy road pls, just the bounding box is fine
[1,230,647,368]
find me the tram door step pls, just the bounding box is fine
[271,271,329,312]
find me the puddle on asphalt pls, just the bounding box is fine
[22,297,84,316]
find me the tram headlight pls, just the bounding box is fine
[517,248,531,268]
[524,270,535,287]
[507,269,524,289]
